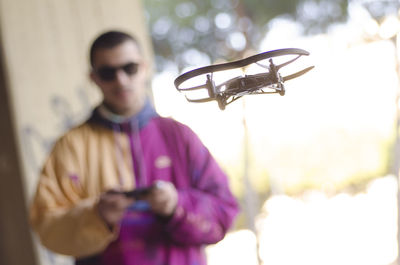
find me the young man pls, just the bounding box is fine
[30,30,239,265]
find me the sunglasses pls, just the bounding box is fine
[94,62,139,81]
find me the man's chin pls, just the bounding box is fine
[115,105,136,117]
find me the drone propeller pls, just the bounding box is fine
[282,66,315,82]
[175,48,309,90]
[185,97,214,103]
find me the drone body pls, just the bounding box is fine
[174,48,314,110]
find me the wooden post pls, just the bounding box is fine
[0,1,152,264]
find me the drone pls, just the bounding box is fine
[174,48,314,110]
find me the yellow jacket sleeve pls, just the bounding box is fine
[30,196,117,257]
[29,130,118,258]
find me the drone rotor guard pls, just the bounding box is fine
[174,48,314,110]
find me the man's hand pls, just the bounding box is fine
[146,181,178,217]
[97,190,135,228]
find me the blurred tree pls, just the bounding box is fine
[143,0,349,72]
[362,0,400,22]
[356,2,400,264]
[359,1,400,172]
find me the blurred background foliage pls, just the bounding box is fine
[144,0,351,72]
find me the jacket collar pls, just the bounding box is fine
[88,99,158,132]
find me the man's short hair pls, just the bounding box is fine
[89,30,141,67]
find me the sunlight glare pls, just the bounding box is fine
[379,15,400,40]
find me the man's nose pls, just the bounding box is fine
[114,69,130,85]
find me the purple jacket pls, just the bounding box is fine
[75,102,239,265]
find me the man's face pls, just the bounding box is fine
[90,40,148,116]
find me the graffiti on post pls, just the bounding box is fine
[22,86,92,173]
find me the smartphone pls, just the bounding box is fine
[121,187,153,199]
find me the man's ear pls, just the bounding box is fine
[139,60,151,79]
[90,71,100,86]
